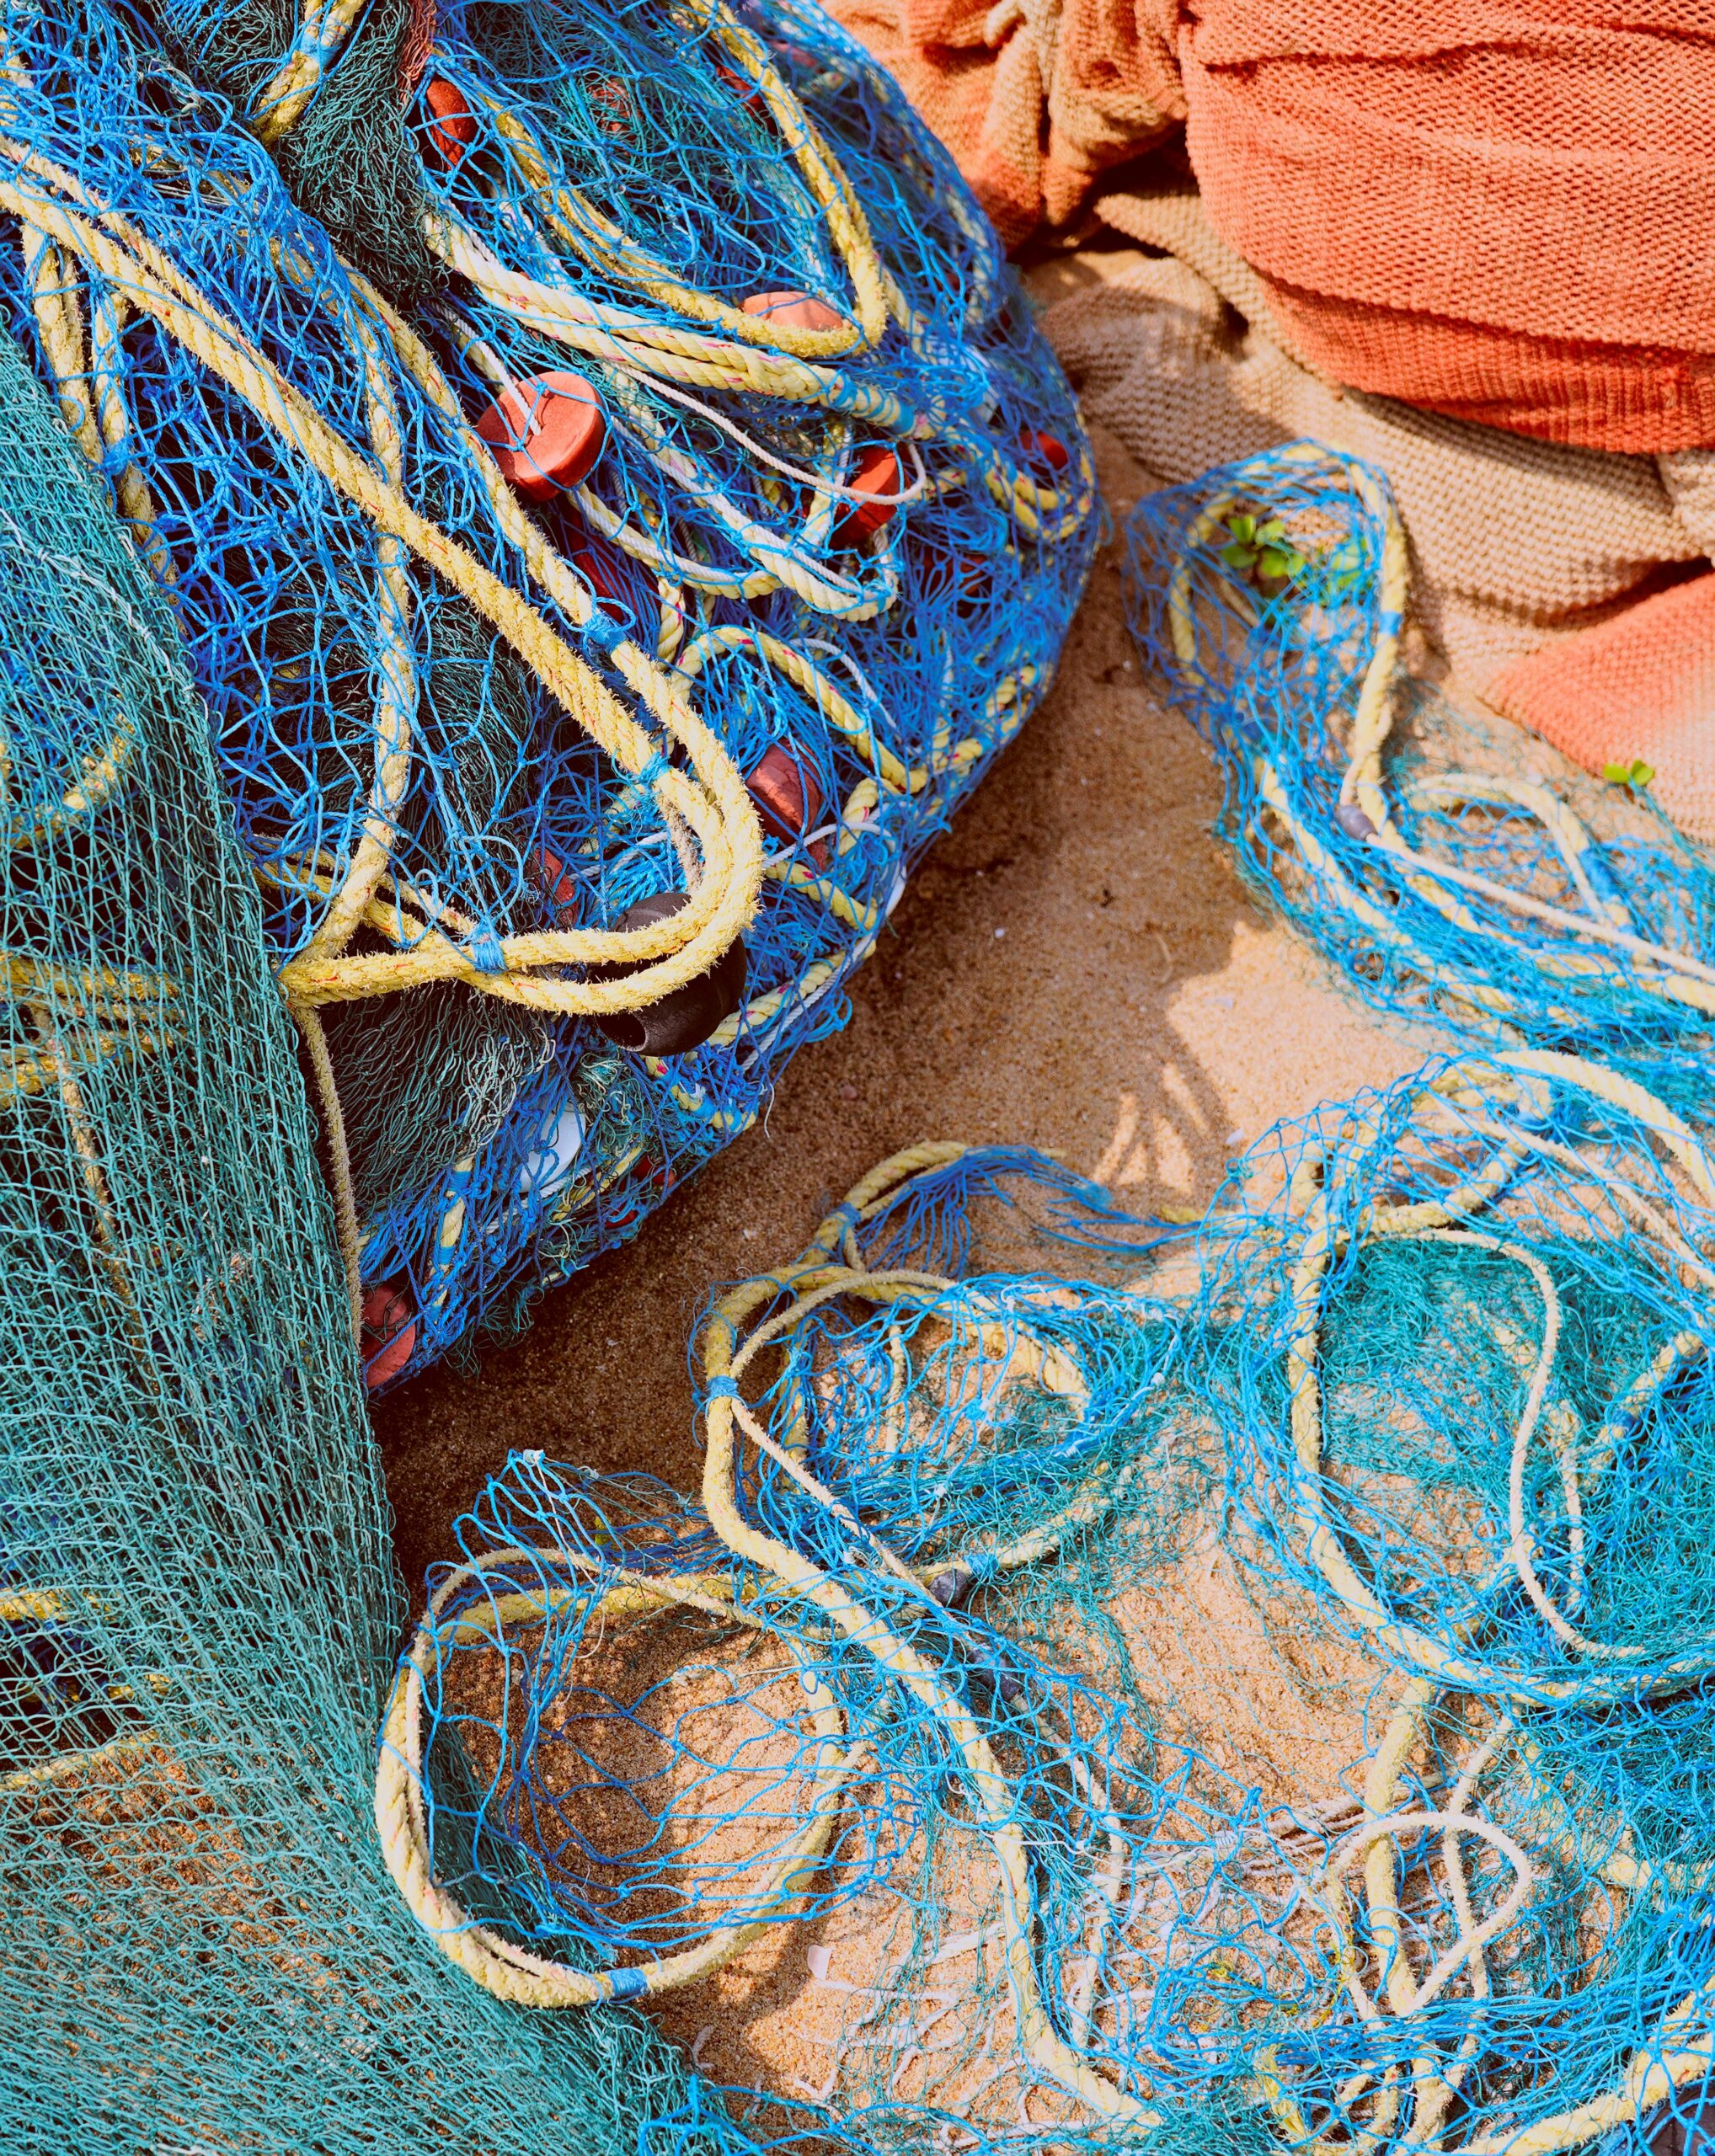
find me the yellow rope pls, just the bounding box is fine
[1163,446,1715,1022]
[374,1547,863,2005]
[0,158,766,1022]
[1280,1052,1715,1703]
[249,0,368,146]
[693,1145,1162,2127]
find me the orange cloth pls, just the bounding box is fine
[1488,572,1715,841]
[1182,1,1715,452]
[825,0,1183,243]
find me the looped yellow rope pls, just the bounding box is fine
[692,1144,1162,2127]
[0,150,764,1023]
[1165,445,1715,1024]
[375,1545,863,2005]
[1280,1050,1715,1704]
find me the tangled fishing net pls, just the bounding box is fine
[0,0,1095,1388]
[1124,444,1715,1115]
[393,1038,1715,2153]
[0,313,740,2153]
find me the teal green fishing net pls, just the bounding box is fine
[0,312,754,2155]
[0,0,1098,1390]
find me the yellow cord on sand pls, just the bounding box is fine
[375,1546,863,2006]
[693,1144,1161,2128]
[372,1142,1153,2126]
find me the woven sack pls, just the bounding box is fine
[1488,575,1715,845]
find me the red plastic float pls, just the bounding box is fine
[361,1279,419,1391]
[717,65,766,114]
[742,290,847,335]
[833,445,905,547]
[587,77,633,138]
[526,845,580,921]
[475,371,606,504]
[921,544,991,609]
[423,78,477,168]
[746,742,829,867]
[1018,428,1070,473]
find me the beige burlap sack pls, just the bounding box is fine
[1043,187,1715,841]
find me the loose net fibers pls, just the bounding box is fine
[391,1075,1715,2153]
[1123,444,1715,1123]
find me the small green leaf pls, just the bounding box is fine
[1603,758,1656,787]
[1256,519,1285,544]
[1602,762,1628,783]
[1221,542,1257,570]
[1227,515,1255,544]
[1258,547,1291,581]
[1630,759,1655,786]
[1284,548,1307,576]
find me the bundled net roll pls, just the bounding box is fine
[1125,444,1715,1104]
[0,0,1096,1388]
[0,320,729,2153]
[393,1066,1715,2152]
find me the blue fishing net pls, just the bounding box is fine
[398,1078,1715,2152]
[1123,443,1715,1120]
[2,0,1095,1387]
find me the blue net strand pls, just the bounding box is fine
[1123,444,1715,1120]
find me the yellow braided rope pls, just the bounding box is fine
[693,1145,1162,2127]
[1281,1051,1715,1701]
[0,163,767,1022]
[249,0,367,146]
[1163,446,1715,1021]
[374,1548,862,2005]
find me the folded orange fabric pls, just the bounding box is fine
[826,0,1183,242]
[1183,0,1715,452]
[1487,572,1715,841]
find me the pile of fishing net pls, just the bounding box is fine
[13,257,1715,2146]
[395,1047,1715,2152]
[2,0,1095,1390]
[0,316,732,2156]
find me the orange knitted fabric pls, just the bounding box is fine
[1183,1,1715,453]
[825,0,1183,243]
[1487,574,1715,842]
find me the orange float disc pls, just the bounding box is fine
[475,371,606,504]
